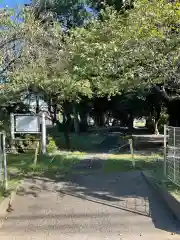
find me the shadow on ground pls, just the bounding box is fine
[7,155,180,235]
[61,168,180,234]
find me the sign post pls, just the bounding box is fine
[10,113,15,149]
[10,113,46,154]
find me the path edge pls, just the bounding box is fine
[0,180,23,229]
[141,171,180,221]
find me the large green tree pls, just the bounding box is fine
[67,0,180,98]
[31,0,134,31]
[31,0,92,27]
[0,7,92,102]
[2,0,180,134]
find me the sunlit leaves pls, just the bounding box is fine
[67,0,180,97]
[1,0,180,103]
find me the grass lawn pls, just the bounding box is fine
[0,149,164,202]
[0,151,83,202]
[133,120,146,128]
[6,152,163,179]
[103,153,163,173]
[144,170,180,201]
[7,152,83,179]
[47,129,106,151]
[0,179,22,202]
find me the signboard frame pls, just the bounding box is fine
[10,113,46,154]
[14,114,41,134]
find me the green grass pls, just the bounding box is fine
[47,129,105,151]
[144,170,180,201]
[0,151,84,201]
[7,152,163,179]
[103,153,163,173]
[162,181,180,200]
[7,152,82,179]
[0,149,164,202]
[133,120,146,128]
[0,178,22,202]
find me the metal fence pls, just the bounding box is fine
[0,132,8,190]
[164,125,180,187]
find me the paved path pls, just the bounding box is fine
[0,171,180,239]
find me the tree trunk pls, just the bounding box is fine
[35,95,40,114]
[73,104,80,134]
[154,121,159,135]
[146,116,154,134]
[63,126,70,150]
[52,104,57,125]
[79,112,88,132]
[48,99,58,125]
[128,114,134,130]
[154,107,160,135]
[63,112,71,149]
[99,111,106,127]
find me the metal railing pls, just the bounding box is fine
[164,125,180,187]
[0,132,8,190]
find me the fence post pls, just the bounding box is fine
[42,112,46,154]
[174,127,176,182]
[34,141,39,165]
[164,125,167,176]
[2,133,8,190]
[10,113,15,146]
[129,139,135,168]
[0,134,3,183]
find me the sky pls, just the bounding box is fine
[0,0,30,8]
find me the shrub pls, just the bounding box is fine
[15,134,39,153]
[47,136,58,153]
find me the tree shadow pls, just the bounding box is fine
[55,161,180,234]
[7,153,180,235]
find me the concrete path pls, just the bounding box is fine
[0,171,180,239]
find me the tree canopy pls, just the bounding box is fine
[31,0,93,27]
[1,0,180,132]
[68,0,180,97]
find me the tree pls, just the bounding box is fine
[67,0,180,97]
[31,0,134,28]
[90,0,134,12]
[2,0,180,139]
[0,7,92,101]
[0,7,93,148]
[31,0,92,27]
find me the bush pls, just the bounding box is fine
[47,136,58,153]
[15,134,39,153]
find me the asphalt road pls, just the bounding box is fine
[0,171,180,240]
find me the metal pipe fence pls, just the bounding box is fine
[0,132,8,190]
[165,125,180,187]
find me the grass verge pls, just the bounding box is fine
[0,151,164,201]
[7,152,82,179]
[144,170,180,201]
[103,153,163,173]
[0,178,22,202]
[0,151,83,202]
[47,130,106,151]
